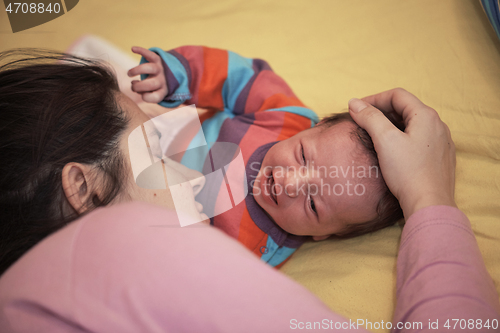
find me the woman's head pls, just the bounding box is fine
[0,49,131,275]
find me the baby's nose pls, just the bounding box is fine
[284,172,306,198]
[285,184,298,198]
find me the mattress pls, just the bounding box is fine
[1,1,499,331]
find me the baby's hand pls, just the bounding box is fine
[128,46,168,104]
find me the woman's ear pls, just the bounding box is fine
[61,162,96,214]
[312,235,330,241]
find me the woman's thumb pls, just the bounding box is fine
[348,98,397,142]
[348,98,369,113]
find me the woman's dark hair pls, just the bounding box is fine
[319,112,405,238]
[0,49,129,275]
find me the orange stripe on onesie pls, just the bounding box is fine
[277,112,313,141]
[198,47,227,111]
[245,70,305,113]
[237,208,269,258]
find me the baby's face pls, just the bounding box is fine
[252,121,383,239]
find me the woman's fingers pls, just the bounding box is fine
[349,90,457,219]
[348,98,402,146]
[361,88,428,126]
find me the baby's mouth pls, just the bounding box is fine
[268,171,278,205]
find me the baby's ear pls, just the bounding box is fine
[312,235,330,241]
[315,119,326,127]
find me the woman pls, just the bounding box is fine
[0,49,207,276]
[0,50,498,332]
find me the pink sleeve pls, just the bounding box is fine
[0,202,362,333]
[393,206,500,332]
[1,203,498,332]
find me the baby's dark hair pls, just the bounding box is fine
[318,112,404,238]
[0,49,129,276]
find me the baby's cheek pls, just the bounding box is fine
[270,208,294,233]
[353,180,382,219]
[327,180,378,222]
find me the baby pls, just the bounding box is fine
[128,45,403,267]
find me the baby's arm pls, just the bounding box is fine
[129,47,212,120]
[129,45,317,122]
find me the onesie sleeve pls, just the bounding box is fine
[140,46,318,123]
[392,205,500,332]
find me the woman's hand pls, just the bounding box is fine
[128,46,168,104]
[348,88,456,219]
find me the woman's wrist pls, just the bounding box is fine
[402,193,457,220]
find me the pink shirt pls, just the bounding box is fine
[0,202,498,332]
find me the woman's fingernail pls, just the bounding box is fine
[349,98,368,113]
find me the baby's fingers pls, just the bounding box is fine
[141,91,166,104]
[131,78,164,93]
[128,62,160,78]
[131,46,161,64]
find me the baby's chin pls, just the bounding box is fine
[259,205,323,237]
[268,214,310,236]
[252,189,292,233]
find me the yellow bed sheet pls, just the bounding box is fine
[1,1,499,331]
